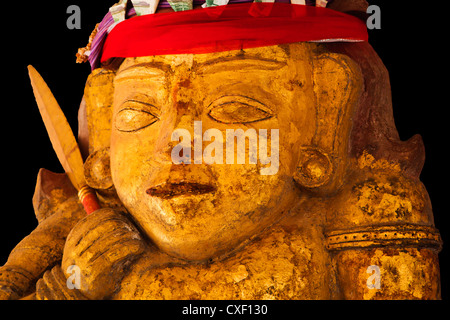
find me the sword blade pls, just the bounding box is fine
[28,65,85,191]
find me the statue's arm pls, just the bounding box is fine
[0,169,86,300]
[19,207,147,300]
[59,208,147,300]
[0,168,148,300]
[0,168,138,301]
[326,162,442,300]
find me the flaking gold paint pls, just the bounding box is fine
[0,42,442,300]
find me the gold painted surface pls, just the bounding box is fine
[115,215,332,300]
[336,248,441,300]
[28,66,86,191]
[0,42,442,300]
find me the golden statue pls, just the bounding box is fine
[0,0,442,300]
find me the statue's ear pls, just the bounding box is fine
[295,52,363,194]
[79,68,124,206]
[84,147,113,191]
[80,68,116,156]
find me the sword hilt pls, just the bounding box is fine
[78,185,101,215]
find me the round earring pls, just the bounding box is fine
[84,148,113,190]
[293,147,334,190]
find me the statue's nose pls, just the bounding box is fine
[150,113,195,164]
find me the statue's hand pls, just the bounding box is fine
[61,208,146,300]
[34,265,88,300]
[0,266,32,300]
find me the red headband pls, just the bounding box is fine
[101,3,367,63]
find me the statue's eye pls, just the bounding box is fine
[115,101,159,132]
[208,96,274,124]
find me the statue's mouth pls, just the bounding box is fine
[146,182,217,199]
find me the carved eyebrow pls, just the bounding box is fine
[119,99,159,112]
[196,57,287,74]
[115,57,286,81]
[115,63,168,82]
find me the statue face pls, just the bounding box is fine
[110,43,345,261]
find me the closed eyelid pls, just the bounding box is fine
[207,95,274,124]
[119,106,157,116]
[115,107,159,132]
[114,98,161,132]
[207,95,273,113]
[118,98,160,116]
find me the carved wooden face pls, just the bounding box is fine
[109,43,362,261]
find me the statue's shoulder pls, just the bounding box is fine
[32,168,80,224]
[324,152,442,251]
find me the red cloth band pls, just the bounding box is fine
[80,191,101,215]
[101,3,367,62]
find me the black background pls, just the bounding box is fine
[0,0,447,303]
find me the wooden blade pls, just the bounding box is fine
[28,65,85,191]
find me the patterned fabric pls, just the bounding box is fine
[82,0,332,69]
[101,3,366,63]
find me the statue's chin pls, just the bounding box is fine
[149,228,240,262]
[122,200,233,261]
[160,241,231,262]
[125,186,296,262]
[131,206,256,262]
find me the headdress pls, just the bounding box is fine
[76,0,367,70]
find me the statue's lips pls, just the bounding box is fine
[146,182,217,199]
